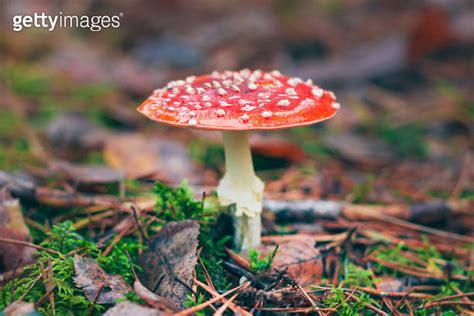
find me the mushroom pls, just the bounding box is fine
[138,69,339,250]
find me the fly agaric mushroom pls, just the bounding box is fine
[138,69,339,250]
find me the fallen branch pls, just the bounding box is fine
[175,281,250,316]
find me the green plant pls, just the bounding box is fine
[154,181,218,223]
[0,222,140,315]
[1,222,99,315]
[379,123,427,159]
[350,175,375,203]
[154,182,232,290]
[249,245,279,273]
[323,287,378,316]
[344,263,375,288]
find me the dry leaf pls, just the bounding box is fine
[0,190,35,270]
[250,135,306,162]
[103,134,194,180]
[325,133,393,167]
[375,276,404,292]
[104,301,165,316]
[73,255,132,304]
[133,278,176,313]
[259,237,322,284]
[3,300,36,316]
[140,220,199,310]
[46,113,106,153]
[51,161,124,184]
[408,6,455,62]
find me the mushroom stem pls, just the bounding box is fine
[217,131,264,250]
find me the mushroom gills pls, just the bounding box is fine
[217,131,264,250]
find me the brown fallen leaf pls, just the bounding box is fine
[0,189,35,270]
[324,133,393,167]
[73,255,132,304]
[46,113,107,153]
[250,135,306,162]
[103,133,195,181]
[50,161,124,185]
[408,6,455,62]
[376,276,404,293]
[35,187,119,208]
[104,301,165,316]
[133,278,176,313]
[3,300,36,316]
[259,237,322,285]
[140,220,199,310]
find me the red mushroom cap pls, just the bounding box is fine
[138,69,339,131]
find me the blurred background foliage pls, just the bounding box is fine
[0,0,472,204]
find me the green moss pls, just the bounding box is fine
[323,287,378,316]
[290,126,331,158]
[0,222,142,315]
[350,175,375,203]
[153,181,232,291]
[379,123,428,159]
[460,190,474,200]
[189,141,225,171]
[2,65,50,98]
[249,245,279,273]
[344,263,375,288]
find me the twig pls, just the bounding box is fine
[422,301,474,308]
[102,223,133,256]
[363,211,474,243]
[297,284,317,307]
[124,250,139,280]
[192,278,251,316]
[407,300,414,316]
[72,210,116,230]
[174,281,250,316]
[369,266,395,314]
[47,260,55,316]
[346,292,389,316]
[334,287,357,311]
[213,293,238,316]
[131,205,154,251]
[87,284,105,316]
[8,259,23,304]
[367,255,466,280]
[34,285,56,308]
[225,247,251,271]
[198,256,216,291]
[357,287,432,300]
[0,237,60,255]
[18,274,43,301]
[428,292,474,303]
[254,306,336,313]
[392,287,414,312]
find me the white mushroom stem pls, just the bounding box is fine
[217,131,264,250]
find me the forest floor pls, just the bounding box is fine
[1,1,473,315]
